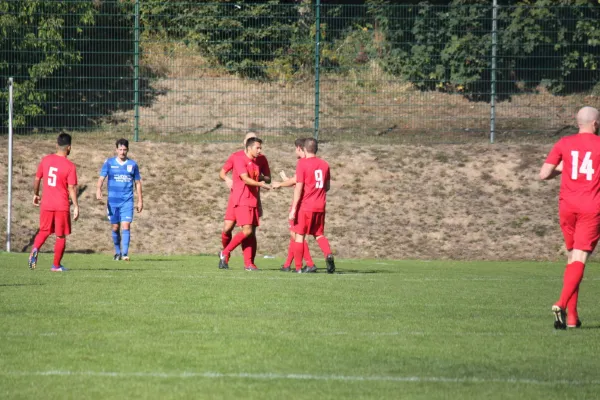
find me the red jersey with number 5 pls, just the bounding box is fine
[296,156,330,212]
[36,154,78,212]
[546,133,600,213]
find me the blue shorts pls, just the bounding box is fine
[107,203,134,224]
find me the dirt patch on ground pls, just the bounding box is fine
[0,136,566,261]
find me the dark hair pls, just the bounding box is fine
[304,138,318,154]
[57,133,72,147]
[116,138,129,149]
[294,138,306,148]
[246,137,263,148]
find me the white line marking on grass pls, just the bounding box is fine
[3,370,600,386]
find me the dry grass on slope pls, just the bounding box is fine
[0,136,564,261]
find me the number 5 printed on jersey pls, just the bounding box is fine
[48,167,58,187]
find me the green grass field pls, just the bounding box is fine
[1,253,600,399]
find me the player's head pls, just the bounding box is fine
[57,132,72,155]
[303,138,318,155]
[245,137,263,159]
[294,138,306,159]
[115,138,129,160]
[577,106,600,134]
[243,131,258,147]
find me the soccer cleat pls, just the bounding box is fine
[51,265,69,272]
[552,305,567,330]
[218,251,229,269]
[567,320,582,329]
[280,266,291,272]
[245,265,259,271]
[305,265,317,273]
[325,254,336,274]
[294,267,306,274]
[113,254,122,261]
[28,248,39,270]
[122,255,130,261]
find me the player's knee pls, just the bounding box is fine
[242,227,253,237]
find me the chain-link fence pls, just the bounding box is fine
[2,1,599,143]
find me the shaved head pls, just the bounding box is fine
[244,131,257,146]
[576,106,600,134]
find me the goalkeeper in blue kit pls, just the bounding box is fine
[96,138,143,261]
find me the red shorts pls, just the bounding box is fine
[235,205,259,227]
[39,210,71,236]
[293,210,325,236]
[559,209,600,252]
[224,196,236,221]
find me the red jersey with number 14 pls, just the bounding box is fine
[36,154,78,212]
[546,132,600,213]
[296,156,330,212]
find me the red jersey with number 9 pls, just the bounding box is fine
[36,154,78,212]
[546,133,600,213]
[295,156,330,212]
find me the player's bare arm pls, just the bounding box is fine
[135,180,143,213]
[325,180,330,192]
[219,168,233,189]
[273,174,297,189]
[540,162,562,180]
[96,176,106,200]
[68,184,80,221]
[289,182,304,220]
[240,173,272,190]
[32,177,42,206]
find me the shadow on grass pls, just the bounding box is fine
[0,283,44,287]
[87,268,148,272]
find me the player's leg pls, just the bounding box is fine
[221,196,236,248]
[119,203,135,261]
[121,221,132,261]
[51,211,71,272]
[292,211,309,272]
[108,204,121,260]
[29,210,53,269]
[222,220,235,248]
[220,206,255,269]
[303,239,315,270]
[312,212,335,273]
[282,229,295,271]
[245,225,259,269]
[552,210,576,329]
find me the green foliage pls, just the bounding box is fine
[0,1,97,128]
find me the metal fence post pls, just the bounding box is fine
[490,0,498,144]
[7,78,14,252]
[134,0,140,142]
[314,0,321,140]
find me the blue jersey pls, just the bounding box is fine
[100,157,141,206]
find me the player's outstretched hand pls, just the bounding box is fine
[33,195,41,207]
[261,182,272,190]
[272,181,282,189]
[73,205,80,221]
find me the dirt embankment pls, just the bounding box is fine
[0,137,564,261]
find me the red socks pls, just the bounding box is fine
[284,238,295,267]
[33,230,51,251]
[303,240,314,266]
[316,236,332,258]
[53,237,66,267]
[223,232,246,257]
[293,241,304,270]
[221,232,232,249]
[241,236,254,267]
[557,261,585,309]
[567,285,580,325]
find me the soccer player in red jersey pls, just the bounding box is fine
[540,106,600,329]
[219,137,272,270]
[272,138,316,272]
[289,138,335,273]
[28,133,80,272]
[219,132,271,266]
